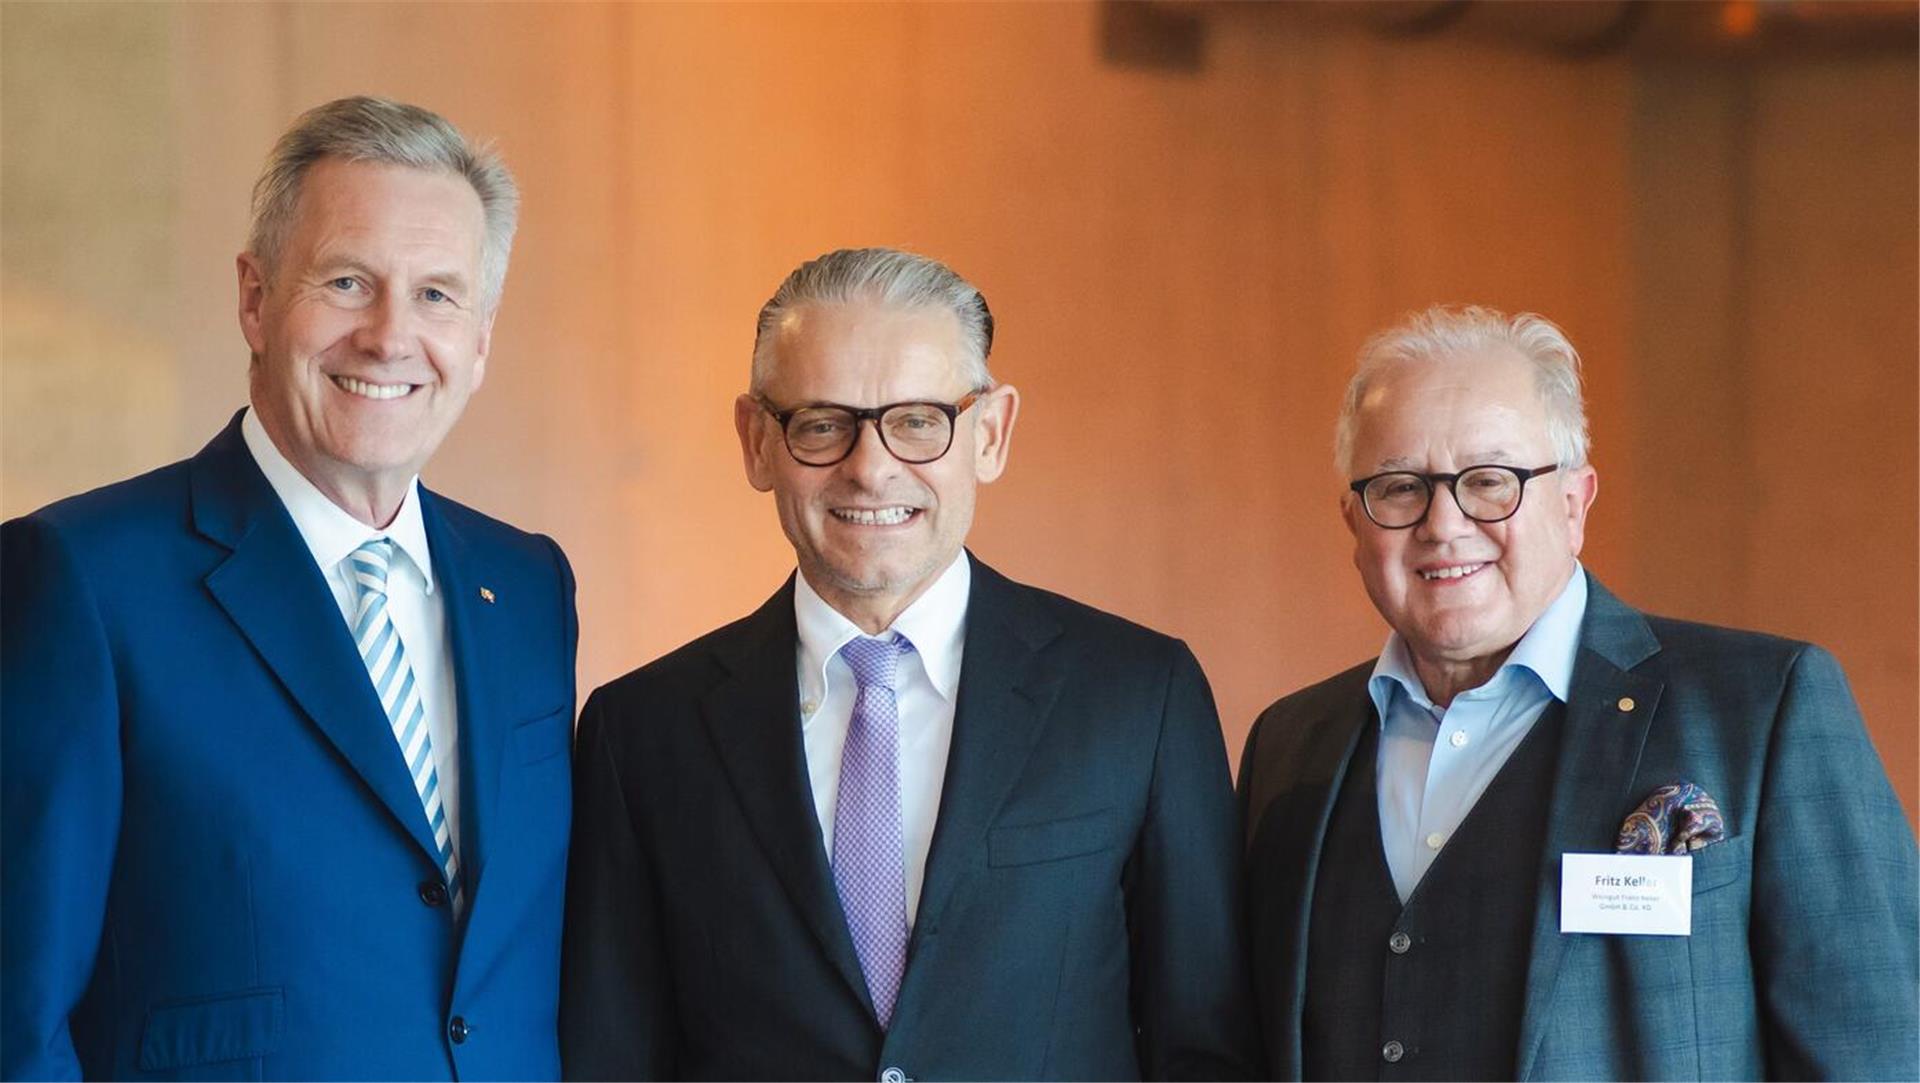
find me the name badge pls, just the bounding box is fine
[1560,852,1692,936]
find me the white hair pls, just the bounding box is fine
[247,96,518,310]
[1335,304,1590,474]
[750,247,995,393]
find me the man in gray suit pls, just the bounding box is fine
[1239,305,1917,1080]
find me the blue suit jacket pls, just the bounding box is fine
[1240,574,1919,1080]
[560,558,1260,1080]
[2,414,578,1080]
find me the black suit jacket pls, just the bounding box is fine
[561,556,1258,1080]
[1240,574,1919,1081]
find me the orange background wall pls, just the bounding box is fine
[4,3,1914,824]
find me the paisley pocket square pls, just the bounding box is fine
[1616,780,1727,855]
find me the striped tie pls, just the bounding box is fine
[348,539,462,912]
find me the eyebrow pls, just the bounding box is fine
[1375,450,1525,471]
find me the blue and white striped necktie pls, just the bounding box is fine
[348,539,462,912]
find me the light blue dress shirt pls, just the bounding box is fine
[1368,566,1588,902]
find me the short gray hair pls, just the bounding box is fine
[247,96,518,310]
[750,247,995,393]
[1334,304,1590,475]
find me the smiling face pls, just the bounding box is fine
[238,157,493,525]
[736,299,1018,632]
[1343,346,1598,702]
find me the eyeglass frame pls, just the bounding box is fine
[1347,463,1561,529]
[755,391,986,467]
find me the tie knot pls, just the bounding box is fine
[349,538,395,597]
[838,634,911,690]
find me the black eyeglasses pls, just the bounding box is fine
[757,392,984,467]
[1349,463,1560,529]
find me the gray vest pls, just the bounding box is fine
[1303,702,1564,1081]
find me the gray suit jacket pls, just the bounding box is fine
[1240,573,1919,1080]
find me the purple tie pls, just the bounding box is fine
[832,634,913,1029]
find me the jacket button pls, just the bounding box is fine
[419,880,448,907]
[880,1068,906,1083]
[1382,1040,1405,1063]
[448,1016,469,1044]
[1388,931,1412,954]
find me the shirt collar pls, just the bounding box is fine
[240,407,435,593]
[1367,562,1588,724]
[794,550,971,705]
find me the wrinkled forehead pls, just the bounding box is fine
[1351,348,1554,469]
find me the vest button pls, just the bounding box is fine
[448,1016,469,1044]
[1389,931,1412,954]
[418,880,448,907]
[1382,1040,1405,1063]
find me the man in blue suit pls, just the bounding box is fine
[1240,305,1918,1080]
[560,248,1258,1079]
[3,97,577,1080]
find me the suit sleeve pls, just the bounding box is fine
[1,516,120,1081]
[1127,643,1263,1081]
[1751,644,1919,1081]
[559,689,676,1081]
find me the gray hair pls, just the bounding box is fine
[750,247,995,393]
[247,96,518,310]
[1334,304,1590,474]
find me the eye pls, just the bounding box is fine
[796,417,850,438]
[328,276,360,292]
[420,286,451,305]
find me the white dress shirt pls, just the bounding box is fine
[795,552,969,927]
[241,408,461,860]
[1367,565,1587,902]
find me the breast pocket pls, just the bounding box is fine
[987,808,1120,867]
[1689,833,1753,895]
[512,707,572,765]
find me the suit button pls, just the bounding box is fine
[880,1068,906,1083]
[448,1016,469,1044]
[419,880,448,907]
[1382,1040,1405,1063]
[1388,931,1412,954]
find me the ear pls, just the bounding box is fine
[1560,463,1599,555]
[970,383,1020,484]
[735,394,776,492]
[1341,490,1364,540]
[237,252,269,356]
[470,308,496,393]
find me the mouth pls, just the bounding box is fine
[331,375,417,401]
[830,505,919,527]
[1419,562,1487,582]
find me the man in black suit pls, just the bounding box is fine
[561,247,1257,1080]
[1239,305,1917,1080]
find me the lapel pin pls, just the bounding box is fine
[1617,696,1635,712]
[479,587,496,604]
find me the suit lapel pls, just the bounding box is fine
[1515,575,1663,1079]
[192,416,444,866]
[700,580,873,1014]
[1267,685,1372,1080]
[421,491,509,901]
[905,560,1066,967]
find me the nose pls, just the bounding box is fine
[836,417,901,487]
[349,293,412,362]
[1414,478,1478,543]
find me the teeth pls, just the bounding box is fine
[333,375,412,400]
[832,506,914,526]
[1421,563,1486,581]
